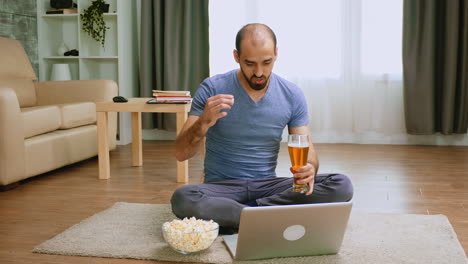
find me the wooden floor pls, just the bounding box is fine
[0,141,467,263]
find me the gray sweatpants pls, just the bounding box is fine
[170,173,353,228]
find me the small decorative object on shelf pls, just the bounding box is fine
[64,49,79,56]
[57,42,69,56]
[47,0,77,14]
[81,0,110,47]
[50,0,74,9]
[50,63,72,81]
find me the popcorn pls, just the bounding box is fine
[162,217,219,253]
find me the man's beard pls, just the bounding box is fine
[240,68,271,91]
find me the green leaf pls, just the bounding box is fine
[80,0,109,48]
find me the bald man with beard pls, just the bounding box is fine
[171,23,353,233]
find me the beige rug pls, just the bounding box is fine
[33,202,467,264]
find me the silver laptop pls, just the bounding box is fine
[222,202,352,260]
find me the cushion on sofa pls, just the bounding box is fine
[0,37,37,80]
[22,105,61,139]
[58,102,96,129]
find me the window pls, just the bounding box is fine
[209,0,403,79]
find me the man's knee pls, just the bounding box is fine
[170,184,201,218]
[330,174,353,202]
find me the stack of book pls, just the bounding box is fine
[46,8,77,14]
[152,90,192,103]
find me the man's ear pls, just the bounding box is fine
[233,49,240,63]
[274,47,278,59]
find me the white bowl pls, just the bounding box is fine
[162,219,219,254]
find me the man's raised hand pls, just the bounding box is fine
[199,94,234,128]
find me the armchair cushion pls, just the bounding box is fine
[58,102,96,129]
[0,37,36,80]
[35,80,118,106]
[21,102,98,139]
[22,105,61,139]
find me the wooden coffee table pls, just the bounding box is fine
[96,98,191,183]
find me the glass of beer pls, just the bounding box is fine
[288,134,309,193]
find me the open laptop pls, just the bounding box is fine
[222,202,352,260]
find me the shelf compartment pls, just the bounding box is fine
[78,0,118,13]
[80,59,118,81]
[79,15,118,57]
[39,16,79,57]
[43,60,80,81]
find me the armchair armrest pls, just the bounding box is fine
[0,87,26,185]
[35,79,118,105]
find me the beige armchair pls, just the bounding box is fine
[0,37,117,189]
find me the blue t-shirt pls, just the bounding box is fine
[190,69,309,182]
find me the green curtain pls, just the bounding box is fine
[402,0,468,134]
[140,0,210,130]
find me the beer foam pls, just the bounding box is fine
[288,142,309,148]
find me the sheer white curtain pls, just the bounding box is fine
[209,0,409,144]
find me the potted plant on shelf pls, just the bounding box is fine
[80,0,110,47]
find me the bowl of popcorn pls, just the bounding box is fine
[162,217,219,254]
